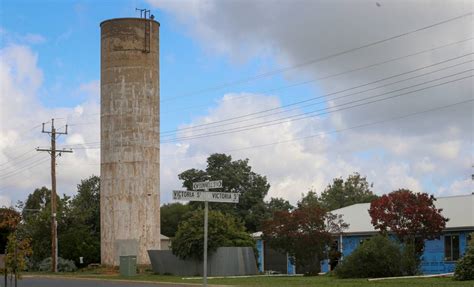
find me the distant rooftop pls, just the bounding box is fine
[331,193,474,235]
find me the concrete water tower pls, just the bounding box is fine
[100,16,160,266]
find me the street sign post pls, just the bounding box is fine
[172,180,239,287]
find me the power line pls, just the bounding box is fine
[160,37,473,113]
[51,99,474,160]
[162,71,473,143]
[0,149,36,166]
[65,53,473,142]
[0,156,50,180]
[64,72,472,148]
[160,12,473,102]
[66,38,473,129]
[161,54,473,136]
[162,99,474,160]
[0,152,43,173]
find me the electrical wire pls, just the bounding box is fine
[160,12,473,102]
[0,152,43,172]
[162,72,473,143]
[0,156,50,180]
[65,54,473,142]
[51,99,474,160]
[161,55,473,136]
[160,37,473,113]
[161,98,474,160]
[63,73,473,148]
[0,149,36,166]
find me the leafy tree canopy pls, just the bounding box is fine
[171,209,255,260]
[369,189,448,242]
[262,197,347,275]
[160,202,193,238]
[178,153,270,232]
[18,176,101,267]
[368,189,448,275]
[17,187,68,264]
[265,197,294,219]
[60,175,101,266]
[298,191,321,209]
[0,208,21,253]
[320,173,377,210]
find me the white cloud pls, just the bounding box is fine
[0,44,100,205]
[2,1,472,208]
[150,0,473,203]
[160,91,471,205]
[21,33,46,44]
[0,195,11,207]
[437,178,473,196]
[0,28,46,45]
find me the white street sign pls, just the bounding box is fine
[172,190,239,203]
[192,180,223,190]
[207,191,239,203]
[173,190,205,201]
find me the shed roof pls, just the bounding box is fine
[332,193,474,235]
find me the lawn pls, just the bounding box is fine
[26,272,474,287]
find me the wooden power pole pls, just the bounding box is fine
[36,119,72,272]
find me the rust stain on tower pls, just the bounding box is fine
[100,17,160,266]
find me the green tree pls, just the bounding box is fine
[60,175,101,266]
[161,203,193,238]
[17,187,68,265]
[171,209,255,260]
[265,197,294,219]
[298,190,321,208]
[320,173,378,210]
[18,176,101,267]
[454,233,474,281]
[178,153,270,232]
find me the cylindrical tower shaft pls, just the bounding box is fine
[100,18,160,266]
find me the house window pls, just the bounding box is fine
[444,234,460,261]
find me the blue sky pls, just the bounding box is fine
[0,0,472,206]
[1,0,316,133]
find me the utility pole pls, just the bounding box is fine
[36,119,72,273]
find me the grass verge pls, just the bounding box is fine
[25,272,474,287]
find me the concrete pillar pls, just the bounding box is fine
[100,17,160,266]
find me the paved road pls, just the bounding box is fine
[11,277,206,287]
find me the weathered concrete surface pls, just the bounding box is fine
[148,247,258,276]
[100,18,160,266]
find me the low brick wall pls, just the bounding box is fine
[147,247,258,276]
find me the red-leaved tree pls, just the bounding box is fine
[262,204,347,275]
[368,189,448,274]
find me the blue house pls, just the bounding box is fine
[322,193,474,274]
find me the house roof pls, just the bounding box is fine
[331,193,474,235]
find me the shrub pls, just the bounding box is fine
[454,233,474,281]
[400,241,420,275]
[171,210,255,260]
[335,235,403,278]
[38,257,77,272]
